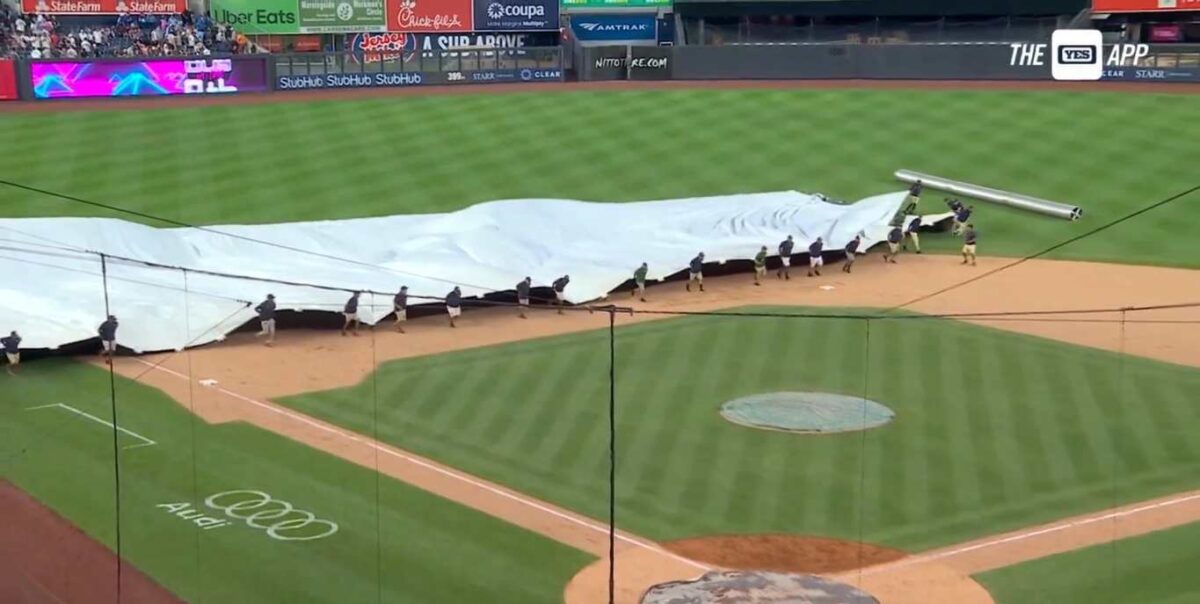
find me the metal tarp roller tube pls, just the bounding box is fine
[895,170,1083,221]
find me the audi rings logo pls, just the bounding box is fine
[205,490,339,541]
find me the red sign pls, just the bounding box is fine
[20,0,185,14]
[0,60,17,101]
[386,0,473,33]
[1148,24,1185,41]
[1093,0,1200,12]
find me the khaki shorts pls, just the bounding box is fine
[394,308,407,321]
[555,291,565,301]
[5,352,18,365]
[518,297,530,307]
[963,244,977,254]
[448,306,462,318]
[780,256,791,267]
[102,340,116,352]
[689,272,702,282]
[755,265,766,275]
[261,318,276,333]
[810,256,824,267]
[344,312,358,321]
[888,242,899,253]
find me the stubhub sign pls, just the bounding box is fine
[277,72,424,90]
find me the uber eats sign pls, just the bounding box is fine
[213,0,386,34]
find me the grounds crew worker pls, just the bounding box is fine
[552,275,571,314]
[517,277,532,318]
[98,315,118,364]
[393,286,409,333]
[254,294,277,346]
[446,286,462,328]
[753,246,768,286]
[884,226,903,263]
[842,236,862,273]
[341,291,361,337]
[777,235,794,280]
[807,237,824,277]
[686,252,705,292]
[904,215,922,254]
[632,263,648,302]
[3,330,20,375]
[962,224,978,266]
[953,204,974,236]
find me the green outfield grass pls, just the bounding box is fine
[279,309,1200,552]
[0,359,590,603]
[977,521,1200,603]
[1,88,1198,267]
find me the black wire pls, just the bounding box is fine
[888,183,1200,312]
[607,306,617,604]
[99,254,124,601]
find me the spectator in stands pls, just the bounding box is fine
[1,11,245,59]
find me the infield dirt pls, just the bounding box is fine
[96,254,1200,603]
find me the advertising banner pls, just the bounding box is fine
[446,67,562,82]
[570,14,656,41]
[277,71,425,89]
[21,0,184,14]
[212,0,300,34]
[386,0,474,32]
[1102,66,1200,81]
[0,60,17,101]
[298,0,387,32]
[1092,0,1200,12]
[562,0,669,7]
[474,0,559,31]
[626,45,670,80]
[1147,24,1184,42]
[31,58,269,99]
[345,32,548,63]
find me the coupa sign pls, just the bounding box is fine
[570,14,655,42]
[474,0,559,32]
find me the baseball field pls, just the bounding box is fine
[2,81,1199,604]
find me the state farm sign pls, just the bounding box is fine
[22,0,184,13]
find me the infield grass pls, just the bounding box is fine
[279,308,1200,552]
[0,359,591,603]
[1,89,1198,267]
[977,521,1200,604]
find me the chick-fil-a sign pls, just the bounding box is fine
[386,0,473,32]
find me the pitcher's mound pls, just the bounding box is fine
[720,393,894,434]
[664,534,906,573]
[642,570,878,603]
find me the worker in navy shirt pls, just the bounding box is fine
[98,315,118,364]
[884,227,903,263]
[446,286,462,328]
[2,330,20,374]
[516,277,532,319]
[393,286,408,333]
[341,291,361,337]
[962,224,978,266]
[842,236,862,273]
[686,252,705,292]
[904,216,923,254]
[254,294,277,346]
[954,205,974,235]
[777,235,795,280]
[552,275,571,314]
[807,237,824,277]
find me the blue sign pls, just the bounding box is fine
[276,72,424,90]
[475,0,560,32]
[570,14,655,42]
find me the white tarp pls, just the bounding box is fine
[0,190,942,352]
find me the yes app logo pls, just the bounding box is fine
[1052,29,1102,81]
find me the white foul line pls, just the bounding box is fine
[854,490,1200,577]
[131,359,710,572]
[26,403,157,450]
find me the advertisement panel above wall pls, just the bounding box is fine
[211,0,301,34]
[298,0,388,32]
[561,0,669,8]
[0,60,17,101]
[474,0,560,31]
[21,0,184,14]
[346,32,552,63]
[570,14,656,41]
[1092,0,1200,11]
[31,58,269,98]
[386,0,475,32]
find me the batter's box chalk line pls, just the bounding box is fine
[25,403,157,450]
